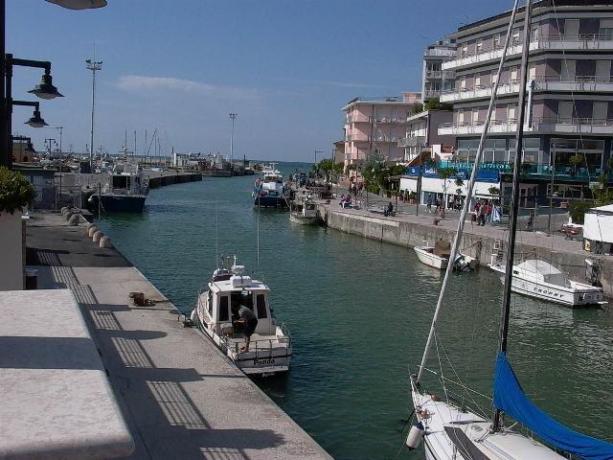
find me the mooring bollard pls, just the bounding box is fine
[88,226,98,238]
[99,235,112,248]
[86,223,96,235]
[68,214,80,226]
[92,230,103,243]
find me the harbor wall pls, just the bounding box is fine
[319,205,613,298]
[146,172,202,189]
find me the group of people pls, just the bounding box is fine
[338,194,353,208]
[472,200,501,226]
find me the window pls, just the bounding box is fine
[508,105,517,121]
[219,296,229,322]
[475,75,481,88]
[512,29,521,44]
[510,67,519,82]
[472,109,480,124]
[208,291,213,316]
[476,40,483,53]
[494,33,502,48]
[256,294,267,319]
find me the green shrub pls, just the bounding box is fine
[0,167,35,214]
[568,201,592,224]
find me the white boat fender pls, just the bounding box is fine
[190,309,197,323]
[405,422,424,449]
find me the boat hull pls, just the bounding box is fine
[254,194,288,208]
[193,302,291,376]
[414,246,448,270]
[89,194,147,213]
[289,213,319,225]
[488,264,605,307]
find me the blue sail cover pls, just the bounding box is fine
[494,352,613,460]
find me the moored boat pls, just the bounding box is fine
[414,240,477,272]
[88,162,149,213]
[289,196,319,225]
[488,258,606,307]
[190,256,292,376]
[253,163,289,208]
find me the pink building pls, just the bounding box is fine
[342,92,420,170]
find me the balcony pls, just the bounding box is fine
[440,82,520,102]
[346,133,369,142]
[345,115,370,124]
[398,136,426,148]
[424,48,456,58]
[374,117,406,124]
[521,164,604,182]
[438,117,613,136]
[425,69,455,80]
[440,77,613,103]
[443,35,613,70]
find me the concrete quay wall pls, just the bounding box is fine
[319,205,613,298]
[146,172,202,189]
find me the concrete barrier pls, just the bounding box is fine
[88,226,98,238]
[68,214,80,226]
[92,231,103,243]
[99,236,112,248]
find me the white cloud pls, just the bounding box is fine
[116,75,261,100]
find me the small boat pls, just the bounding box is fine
[190,256,292,376]
[488,258,607,307]
[253,163,289,208]
[88,162,149,213]
[414,240,477,271]
[289,196,319,225]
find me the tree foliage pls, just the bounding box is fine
[0,167,35,214]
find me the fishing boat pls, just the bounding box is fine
[289,195,320,225]
[488,258,606,307]
[190,256,292,376]
[88,162,149,213]
[407,2,613,458]
[253,163,289,208]
[414,240,477,272]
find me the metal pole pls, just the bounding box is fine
[0,0,6,168]
[229,112,237,167]
[493,0,532,432]
[548,149,555,233]
[86,57,102,171]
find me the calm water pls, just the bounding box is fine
[97,165,613,460]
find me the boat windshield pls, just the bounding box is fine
[230,290,254,311]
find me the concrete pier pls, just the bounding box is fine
[319,204,613,298]
[26,212,331,460]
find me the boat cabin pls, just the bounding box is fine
[204,274,275,337]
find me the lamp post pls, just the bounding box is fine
[86,58,102,171]
[229,112,237,166]
[0,0,105,167]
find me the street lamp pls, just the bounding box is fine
[86,58,102,171]
[229,112,237,165]
[28,72,63,100]
[0,0,107,167]
[13,101,48,128]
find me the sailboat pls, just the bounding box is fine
[407,2,613,459]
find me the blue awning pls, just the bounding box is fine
[494,352,613,460]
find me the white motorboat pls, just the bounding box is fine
[190,257,292,376]
[289,196,319,225]
[488,259,607,307]
[414,243,477,272]
[253,163,289,208]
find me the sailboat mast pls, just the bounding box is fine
[493,0,533,432]
[415,0,520,384]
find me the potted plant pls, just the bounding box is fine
[569,154,584,176]
[0,167,35,214]
[0,167,35,290]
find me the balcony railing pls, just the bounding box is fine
[438,117,613,136]
[398,136,426,148]
[424,48,456,58]
[440,77,613,102]
[443,34,613,70]
[425,69,455,79]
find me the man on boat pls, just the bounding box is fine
[232,304,258,352]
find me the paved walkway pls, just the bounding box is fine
[27,212,331,460]
[322,203,586,256]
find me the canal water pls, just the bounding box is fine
[97,165,613,460]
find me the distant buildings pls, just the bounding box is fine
[342,92,420,171]
[422,40,456,102]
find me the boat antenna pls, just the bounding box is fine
[416,0,520,384]
[492,0,532,432]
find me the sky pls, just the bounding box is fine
[8,0,506,162]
